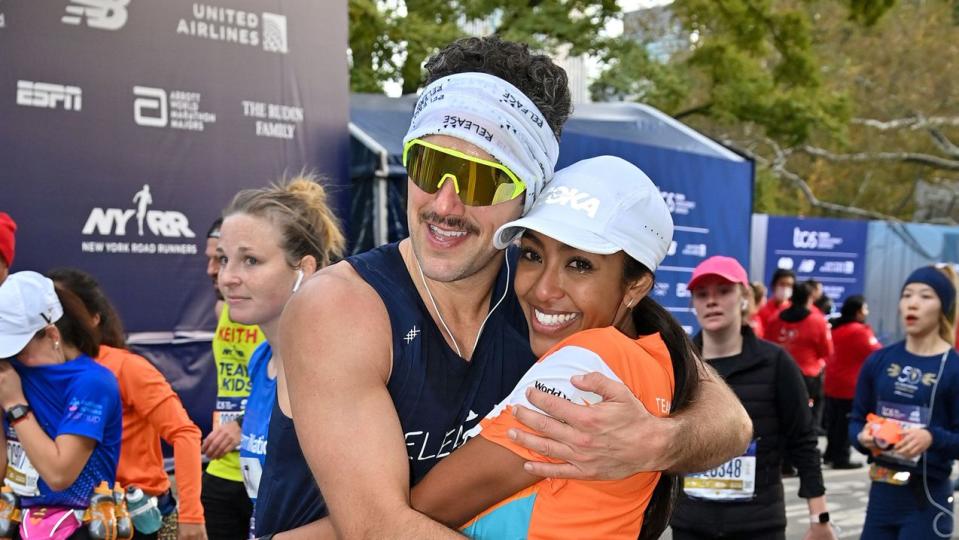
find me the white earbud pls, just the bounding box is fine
[292,269,304,293]
[741,299,749,311]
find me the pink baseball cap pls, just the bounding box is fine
[688,256,749,291]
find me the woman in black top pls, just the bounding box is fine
[670,256,835,540]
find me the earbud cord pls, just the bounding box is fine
[414,252,511,360]
[922,349,953,538]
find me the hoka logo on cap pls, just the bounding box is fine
[542,186,600,219]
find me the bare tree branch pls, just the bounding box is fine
[723,138,900,221]
[852,116,959,130]
[799,145,959,171]
[928,128,959,159]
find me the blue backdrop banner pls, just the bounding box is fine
[1,1,349,434]
[764,216,869,310]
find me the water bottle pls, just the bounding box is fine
[87,481,118,540]
[113,484,133,540]
[125,486,163,535]
[0,486,20,540]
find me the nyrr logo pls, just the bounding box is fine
[62,0,129,31]
[16,81,82,111]
[82,184,196,238]
[542,186,600,218]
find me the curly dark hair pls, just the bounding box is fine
[423,36,572,140]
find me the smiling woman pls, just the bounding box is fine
[408,155,702,540]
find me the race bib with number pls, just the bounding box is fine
[5,439,41,497]
[683,440,757,501]
[212,410,243,427]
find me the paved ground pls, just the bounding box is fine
[661,437,959,539]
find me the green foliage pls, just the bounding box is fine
[348,0,621,94]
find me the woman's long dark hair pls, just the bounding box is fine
[47,268,127,348]
[832,295,866,329]
[624,257,703,540]
[51,284,100,358]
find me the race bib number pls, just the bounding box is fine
[240,456,263,500]
[5,440,41,497]
[212,410,243,427]
[683,440,757,501]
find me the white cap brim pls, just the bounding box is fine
[0,331,34,359]
[495,214,621,255]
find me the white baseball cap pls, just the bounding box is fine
[494,155,674,272]
[0,271,63,358]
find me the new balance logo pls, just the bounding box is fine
[16,81,82,111]
[62,0,130,31]
[404,326,420,344]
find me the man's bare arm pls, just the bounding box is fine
[508,364,751,478]
[280,266,461,539]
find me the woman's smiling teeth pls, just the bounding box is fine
[429,224,467,238]
[534,308,579,326]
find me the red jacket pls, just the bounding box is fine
[758,298,789,330]
[825,322,881,399]
[765,309,833,377]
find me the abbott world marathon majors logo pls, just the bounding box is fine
[80,184,198,256]
[133,86,215,131]
[176,4,288,54]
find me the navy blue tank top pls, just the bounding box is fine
[349,242,536,484]
[253,395,327,536]
[254,242,535,535]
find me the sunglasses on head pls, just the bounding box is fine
[402,138,526,207]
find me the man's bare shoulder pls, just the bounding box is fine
[281,259,393,379]
[295,260,384,315]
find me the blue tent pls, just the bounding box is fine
[350,95,754,331]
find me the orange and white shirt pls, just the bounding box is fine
[463,327,675,540]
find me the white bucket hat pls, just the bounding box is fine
[494,155,674,272]
[0,271,63,358]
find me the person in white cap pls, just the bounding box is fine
[0,271,122,536]
[277,37,750,539]
[406,155,702,540]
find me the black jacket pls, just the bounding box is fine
[670,326,825,534]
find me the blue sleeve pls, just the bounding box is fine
[56,370,120,443]
[849,349,880,455]
[928,353,959,457]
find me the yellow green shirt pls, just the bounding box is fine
[206,305,265,482]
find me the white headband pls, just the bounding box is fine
[403,72,560,214]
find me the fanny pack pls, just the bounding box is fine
[20,506,83,540]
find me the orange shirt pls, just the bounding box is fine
[464,327,675,540]
[96,346,204,524]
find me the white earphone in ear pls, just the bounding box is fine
[741,299,749,311]
[626,298,635,309]
[292,269,304,293]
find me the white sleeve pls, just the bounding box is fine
[468,345,623,438]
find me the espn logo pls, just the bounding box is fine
[16,81,82,111]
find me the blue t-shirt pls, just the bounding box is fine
[850,342,959,480]
[4,354,122,508]
[239,341,275,504]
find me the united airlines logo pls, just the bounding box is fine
[16,81,82,111]
[404,326,420,344]
[62,0,129,31]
